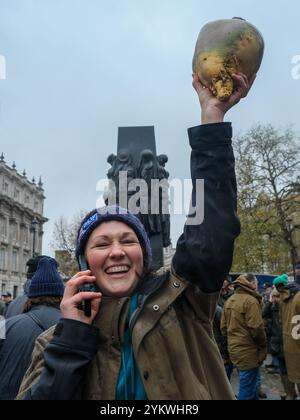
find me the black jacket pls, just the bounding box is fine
[213,305,231,362]
[19,122,240,400]
[0,305,61,400]
[262,301,283,356]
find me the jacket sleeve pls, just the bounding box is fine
[245,301,267,350]
[172,123,240,293]
[17,319,100,400]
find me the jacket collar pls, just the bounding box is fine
[233,275,261,301]
[131,267,188,350]
[280,283,300,301]
[137,271,170,296]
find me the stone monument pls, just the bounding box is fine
[105,126,171,269]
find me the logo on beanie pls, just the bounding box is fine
[78,213,99,241]
[76,206,153,269]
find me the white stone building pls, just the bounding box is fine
[0,154,48,297]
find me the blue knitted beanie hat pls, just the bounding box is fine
[75,206,152,271]
[28,257,64,298]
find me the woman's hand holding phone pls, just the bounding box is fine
[60,270,102,325]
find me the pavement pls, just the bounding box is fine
[230,356,299,400]
[231,366,283,400]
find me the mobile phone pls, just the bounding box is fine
[78,255,97,317]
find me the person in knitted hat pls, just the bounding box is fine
[5,255,53,319]
[262,289,296,399]
[74,205,153,300]
[27,257,64,299]
[0,257,63,400]
[273,274,289,289]
[18,71,255,401]
[274,272,300,398]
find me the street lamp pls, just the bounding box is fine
[30,218,39,257]
[286,216,297,280]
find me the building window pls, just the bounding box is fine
[25,194,30,206]
[1,283,6,294]
[34,200,39,212]
[14,188,20,201]
[12,249,18,272]
[2,181,9,194]
[0,217,7,237]
[22,226,29,245]
[0,247,6,270]
[11,223,18,241]
[13,285,18,298]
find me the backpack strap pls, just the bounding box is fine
[26,311,48,331]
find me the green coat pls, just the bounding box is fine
[279,286,300,383]
[221,276,267,370]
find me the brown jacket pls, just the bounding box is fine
[17,269,235,400]
[221,276,267,370]
[279,286,300,383]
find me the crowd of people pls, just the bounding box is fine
[1,258,299,400]
[215,267,300,400]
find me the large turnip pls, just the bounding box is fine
[192,18,264,101]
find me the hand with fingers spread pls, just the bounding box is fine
[192,72,256,125]
[60,270,102,324]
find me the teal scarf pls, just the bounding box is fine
[116,293,148,400]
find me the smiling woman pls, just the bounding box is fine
[16,70,255,401]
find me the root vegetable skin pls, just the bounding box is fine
[193,18,264,101]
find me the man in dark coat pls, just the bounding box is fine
[5,255,50,319]
[0,257,64,400]
[218,275,234,308]
[213,304,233,380]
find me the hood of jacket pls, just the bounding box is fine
[232,275,261,302]
[279,282,300,301]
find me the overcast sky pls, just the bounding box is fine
[0,0,299,256]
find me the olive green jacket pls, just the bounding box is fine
[279,286,300,383]
[221,276,267,370]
